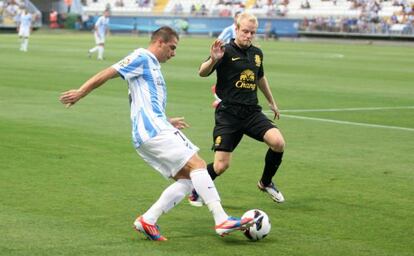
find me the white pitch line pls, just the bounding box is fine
[279,114,414,132]
[276,106,414,113]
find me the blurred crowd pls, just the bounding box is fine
[0,0,40,27]
[1,0,413,36]
[299,0,414,34]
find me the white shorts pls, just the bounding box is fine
[136,129,199,179]
[18,26,30,37]
[94,31,105,44]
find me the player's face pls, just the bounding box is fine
[159,37,178,63]
[235,19,257,48]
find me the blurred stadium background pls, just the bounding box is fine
[1,0,414,38]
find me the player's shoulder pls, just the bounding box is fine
[223,43,236,57]
[250,44,262,52]
[250,44,263,56]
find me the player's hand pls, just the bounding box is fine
[210,39,225,62]
[169,117,190,130]
[269,103,280,120]
[59,89,83,108]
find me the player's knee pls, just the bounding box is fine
[214,161,229,175]
[270,139,285,152]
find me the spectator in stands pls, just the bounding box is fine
[173,2,183,15]
[105,2,111,11]
[49,9,59,29]
[300,0,311,9]
[115,0,124,7]
[0,1,4,14]
[64,0,72,13]
[200,4,208,16]
[219,8,231,17]
[17,7,32,52]
[88,10,110,60]
[3,0,19,25]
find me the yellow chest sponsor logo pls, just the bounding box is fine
[231,57,240,61]
[235,69,256,91]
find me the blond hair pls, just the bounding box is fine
[236,12,259,28]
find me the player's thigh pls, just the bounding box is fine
[94,32,105,44]
[136,129,199,179]
[18,28,29,37]
[244,111,276,141]
[174,153,206,180]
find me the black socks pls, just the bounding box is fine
[261,149,283,186]
[207,163,218,180]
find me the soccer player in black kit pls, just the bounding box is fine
[189,12,286,206]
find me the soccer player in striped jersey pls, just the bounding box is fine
[88,10,110,60]
[17,8,32,52]
[60,26,253,241]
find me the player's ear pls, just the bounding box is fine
[156,39,165,48]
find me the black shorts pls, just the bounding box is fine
[212,103,277,152]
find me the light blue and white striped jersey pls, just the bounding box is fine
[218,24,236,44]
[19,13,32,29]
[112,48,174,148]
[95,15,109,37]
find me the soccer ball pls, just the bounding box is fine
[242,209,271,241]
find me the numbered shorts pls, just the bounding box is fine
[94,32,105,44]
[136,129,199,179]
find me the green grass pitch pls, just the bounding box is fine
[0,31,413,256]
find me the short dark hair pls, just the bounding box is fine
[151,26,179,43]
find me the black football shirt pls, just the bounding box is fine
[209,39,264,106]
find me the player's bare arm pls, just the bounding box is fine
[59,67,118,107]
[258,76,280,120]
[198,39,225,77]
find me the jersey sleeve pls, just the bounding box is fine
[112,53,145,80]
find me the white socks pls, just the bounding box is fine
[20,38,28,52]
[89,46,104,60]
[142,179,192,225]
[190,169,228,225]
[98,46,104,60]
[142,169,228,226]
[89,46,98,53]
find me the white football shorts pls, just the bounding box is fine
[18,26,30,37]
[136,129,200,179]
[94,31,105,44]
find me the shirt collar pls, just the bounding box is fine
[140,48,161,68]
[230,39,251,51]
